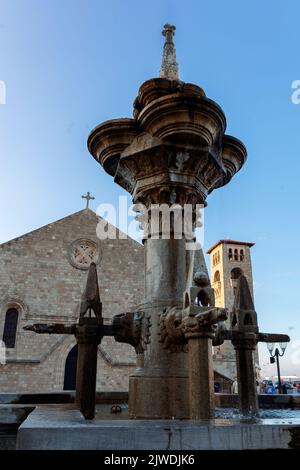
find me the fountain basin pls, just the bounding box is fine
[16,405,300,450]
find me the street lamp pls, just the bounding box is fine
[266,342,288,394]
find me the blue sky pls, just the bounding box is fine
[0,0,300,376]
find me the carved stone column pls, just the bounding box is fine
[181,305,227,420]
[183,319,215,420]
[130,235,189,418]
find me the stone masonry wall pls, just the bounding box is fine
[0,209,144,392]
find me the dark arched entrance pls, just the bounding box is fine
[3,308,19,348]
[63,344,78,390]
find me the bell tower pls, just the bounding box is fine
[207,240,255,379]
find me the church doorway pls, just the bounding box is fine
[63,344,78,390]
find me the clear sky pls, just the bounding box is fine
[1,0,300,377]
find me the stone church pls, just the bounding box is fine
[0,205,257,392]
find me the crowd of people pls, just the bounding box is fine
[214,379,300,394]
[260,381,300,395]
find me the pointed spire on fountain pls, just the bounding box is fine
[79,262,102,320]
[233,275,255,312]
[160,24,179,80]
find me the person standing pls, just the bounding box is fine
[232,377,238,394]
[265,382,275,394]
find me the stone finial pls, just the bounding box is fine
[160,24,179,81]
[231,275,258,335]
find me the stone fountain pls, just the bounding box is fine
[16,25,300,450]
[88,23,247,421]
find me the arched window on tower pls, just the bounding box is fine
[240,249,244,261]
[234,249,239,261]
[213,270,221,298]
[213,251,220,266]
[228,248,233,260]
[3,308,19,348]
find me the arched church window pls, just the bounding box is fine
[3,308,19,348]
[214,271,220,283]
[228,248,233,260]
[234,249,239,261]
[240,249,244,261]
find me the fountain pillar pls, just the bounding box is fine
[129,236,188,418]
[232,335,258,414]
[186,331,215,419]
[230,275,259,414]
[75,319,101,420]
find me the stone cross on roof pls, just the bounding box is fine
[160,24,179,81]
[81,191,95,209]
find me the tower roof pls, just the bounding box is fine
[207,239,255,254]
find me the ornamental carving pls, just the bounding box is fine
[113,311,151,354]
[68,239,101,270]
[158,306,187,353]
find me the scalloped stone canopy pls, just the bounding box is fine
[88,77,247,205]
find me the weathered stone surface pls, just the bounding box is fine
[0,209,144,392]
[16,406,300,450]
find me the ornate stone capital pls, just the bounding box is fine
[158,305,228,351]
[182,307,228,340]
[133,200,203,241]
[88,76,247,211]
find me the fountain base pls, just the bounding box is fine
[16,405,300,450]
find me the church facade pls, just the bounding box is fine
[0,208,257,392]
[0,208,144,392]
